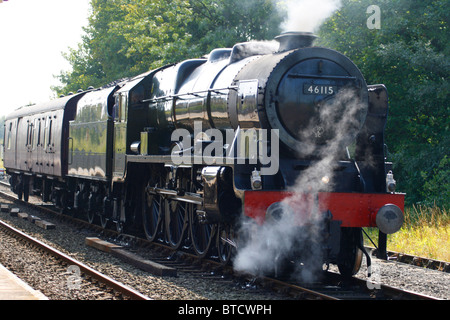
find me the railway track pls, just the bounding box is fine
[140,241,442,300]
[0,183,445,300]
[236,264,442,300]
[0,218,150,300]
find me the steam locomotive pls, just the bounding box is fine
[3,32,404,277]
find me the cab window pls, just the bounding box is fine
[115,93,128,122]
[120,94,127,122]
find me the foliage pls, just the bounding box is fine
[365,205,450,261]
[420,155,450,208]
[318,0,449,207]
[53,0,282,95]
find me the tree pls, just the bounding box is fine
[187,0,282,51]
[318,0,449,207]
[53,0,131,95]
[53,0,283,96]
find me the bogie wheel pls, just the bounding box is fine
[23,177,29,202]
[86,192,96,224]
[87,187,105,225]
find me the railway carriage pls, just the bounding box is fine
[4,93,85,202]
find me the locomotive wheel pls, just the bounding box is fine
[217,223,236,264]
[338,228,364,277]
[190,213,216,258]
[165,171,189,250]
[165,199,188,249]
[142,181,164,242]
[338,246,363,278]
[187,175,216,258]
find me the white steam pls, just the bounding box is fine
[233,89,366,281]
[279,0,342,33]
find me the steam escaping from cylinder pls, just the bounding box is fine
[233,89,366,281]
[280,0,342,33]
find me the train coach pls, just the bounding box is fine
[3,32,405,277]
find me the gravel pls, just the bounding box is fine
[0,195,448,300]
[354,256,450,299]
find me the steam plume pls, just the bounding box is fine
[280,0,342,33]
[233,89,366,281]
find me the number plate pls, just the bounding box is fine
[303,84,337,95]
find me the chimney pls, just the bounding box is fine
[275,31,317,52]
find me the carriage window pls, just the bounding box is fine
[32,119,38,149]
[26,123,29,146]
[48,119,53,147]
[6,122,12,150]
[44,118,48,149]
[41,118,45,146]
[44,117,53,151]
[37,119,42,146]
[26,122,33,147]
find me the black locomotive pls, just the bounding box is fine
[3,32,404,277]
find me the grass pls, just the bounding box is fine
[364,205,450,262]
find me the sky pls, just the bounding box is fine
[0,0,91,117]
[0,0,343,119]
